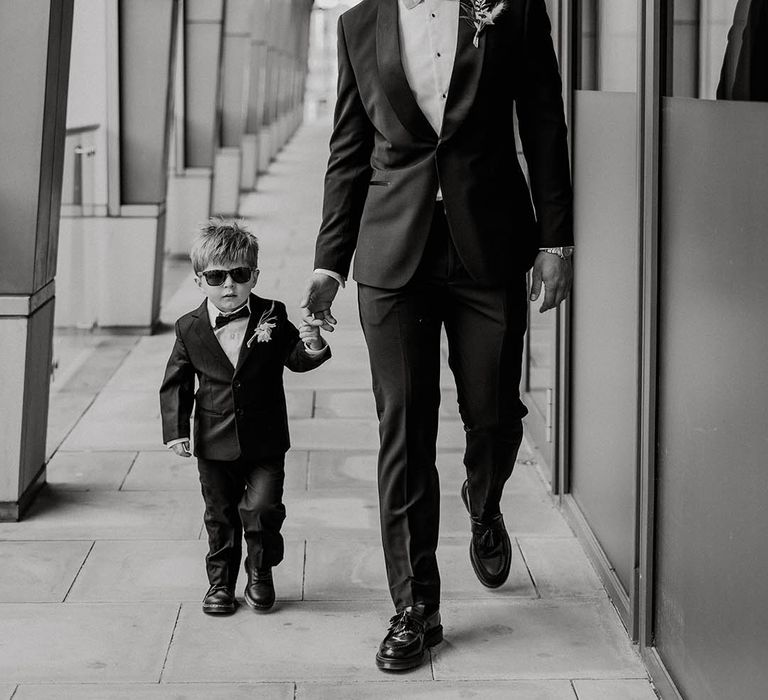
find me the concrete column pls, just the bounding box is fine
[166,0,224,256]
[259,0,278,171]
[211,0,253,216]
[105,0,179,329]
[0,0,74,520]
[242,0,269,191]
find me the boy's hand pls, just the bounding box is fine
[170,440,192,458]
[299,321,325,351]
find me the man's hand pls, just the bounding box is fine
[300,273,340,332]
[529,252,573,313]
[170,440,191,458]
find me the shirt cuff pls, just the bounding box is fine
[165,438,189,449]
[303,340,329,356]
[314,268,345,288]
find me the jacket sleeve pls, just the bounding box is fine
[515,0,573,247]
[314,16,375,277]
[159,323,195,444]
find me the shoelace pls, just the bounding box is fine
[387,610,426,641]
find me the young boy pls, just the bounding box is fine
[160,219,330,615]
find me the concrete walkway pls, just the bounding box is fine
[1,117,657,699]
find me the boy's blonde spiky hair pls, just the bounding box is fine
[190,218,259,273]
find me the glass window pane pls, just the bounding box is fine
[576,0,639,92]
[668,0,768,101]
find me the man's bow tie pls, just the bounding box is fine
[402,0,424,9]
[214,306,250,329]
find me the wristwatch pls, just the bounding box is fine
[540,246,574,259]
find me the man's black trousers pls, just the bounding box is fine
[358,204,528,611]
[196,455,286,588]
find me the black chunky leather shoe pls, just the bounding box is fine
[461,480,512,588]
[375,604,443,671]
[202,584,236,615]
[243,562,275,612]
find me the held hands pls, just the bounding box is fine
[300,272,340,332]
[529,252,573,313]
[299,321,326,351]
[171,440,191,458]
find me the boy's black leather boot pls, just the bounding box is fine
[244,561,275,612]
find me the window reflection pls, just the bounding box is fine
[669,0,768,101]
[577,0,639,92]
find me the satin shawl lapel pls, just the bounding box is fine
[440,10,487,141]
[191,300,233,373]
[234,295,270,376]
[377,0,437,142]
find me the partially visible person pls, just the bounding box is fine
[160,219,330,615]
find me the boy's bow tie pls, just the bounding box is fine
[215,306,250,328]
[402,0,424,9]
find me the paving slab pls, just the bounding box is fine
[0,541,92,602]
[46,450,136,490]
[303,537,536,601]
[46,391,94,457]
[296,680,577,699]
[518,538,605,598]
[0,490,201,541]
[289,418,380,451]
[60,390,164,451]
[572,679,657,700]
[0,603,178,683]
[432,599,647,680]
[313,390,377,419]
[122,449,308,491]
[440,493,572,538]
[163,601,432,682]
[67,539,304,603]
[13,683,295,700]
[0,686,14,700]
[280,490,380,539]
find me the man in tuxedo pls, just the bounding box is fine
[301,0,573,670]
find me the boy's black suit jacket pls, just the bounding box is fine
[159,294,330,461]
[315,0,573,289]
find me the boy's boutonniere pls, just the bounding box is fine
[246,302,277,348]
[460,0,507,48]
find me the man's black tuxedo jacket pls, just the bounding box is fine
[159,294,329,462]
[315,0,573,289]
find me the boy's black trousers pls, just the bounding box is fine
[196,455,286,588]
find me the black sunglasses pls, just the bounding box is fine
[199,267,253,286]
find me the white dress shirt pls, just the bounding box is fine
[398,0,459,136]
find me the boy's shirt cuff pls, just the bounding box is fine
[303,340,329,356]
[313,268,345,288]
[166,438,189,449]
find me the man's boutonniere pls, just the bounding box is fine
[460,0,507,48]
[246,302,277,348]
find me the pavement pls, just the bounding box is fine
[0,116,658,699]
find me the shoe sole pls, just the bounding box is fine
[375,625,444,671]
[244,591,274,613]
[461,480,511,589]
[202,604,236,615]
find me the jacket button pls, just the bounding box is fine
[233,381,241,389]
[236,409,244,417]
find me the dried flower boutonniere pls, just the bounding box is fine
[246,302,277,348]
[460,0,508,48]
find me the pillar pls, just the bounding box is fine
[242,0,269,191]
[211,0,253,216]
[165,0,224,256]
[0,0,74,520]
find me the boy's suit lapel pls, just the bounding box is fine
[234,294,270,376]
[191,300,233,371]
